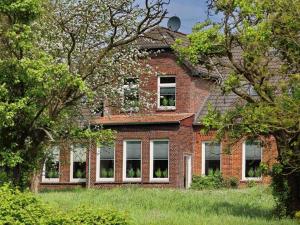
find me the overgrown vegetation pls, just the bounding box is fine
[0,184,129,225]
[39,187,298,225]
[174,0,300,217]
[191,170,239,190]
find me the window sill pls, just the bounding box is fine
[70,179,87,183]
[123,178,142,183]
[96,178,115,183]
[41,179,59,183]
[149,178,169,183]
[241,177,262,182]
[157,107,176,111]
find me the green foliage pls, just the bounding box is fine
[128,168,135,178]
[107,168,114,178]
[247,180,257,188]
[191,169,223,190]
[223,176,239,189]
[135,168,141,178]
[162,169,168,178]
[155,168,162,178]
[175,0,300,216]
[0,184,129,225]
[101,168,108,178]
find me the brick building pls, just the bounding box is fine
[39,27,277,190]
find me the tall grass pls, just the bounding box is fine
[39,186,297,225]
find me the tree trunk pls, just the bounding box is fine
[30,169,40,193]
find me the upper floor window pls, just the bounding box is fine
[70,144,86,182]
[42,146,60,183]
[158,76,176,110]
[123,78,139,112]
[242,140,262,180]
[202,142,221,175]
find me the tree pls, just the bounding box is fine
[174,0,300,217]
[0,0,167,190]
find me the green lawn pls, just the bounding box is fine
[39,186,298,225]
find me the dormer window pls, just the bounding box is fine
[123,78,139,112]
[158,76,176,110]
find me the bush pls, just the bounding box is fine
[295,211,300,221]
[0,184,130,225]
[223,176,239,189]
[190,170,223,190]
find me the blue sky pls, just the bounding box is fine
[136,0,210,34]
[160,0,209,34]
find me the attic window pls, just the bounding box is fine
[158,76,176,110]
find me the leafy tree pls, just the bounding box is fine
[174,0,300,217]
[0,0,167,190]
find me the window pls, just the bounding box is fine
[158,76,176,109]
[202,142,221,175]
[42,146,60,183]
[70,144,86,182]
[150,140,169,182]
[123,140,142,181]
[96,145,115,182]
[243,140,262,180]
[123,78,139,111]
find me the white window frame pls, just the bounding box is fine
[157,76,176,110]
[122,77,139,112]
[42,146,60,183]
[201,141,222,175]
[242,140,263,181]
[96,144,115,182]
[150,139,169,182]
[123,140,142,182]
[70,144,87,183]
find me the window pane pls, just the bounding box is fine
[153,140,169,178]
[153,141,168,159]
[204,143,221,175]
[72,145,86,179]
[160,77,175,84]
[126,141,141,178]
[100,146,114,159]
[245,141,261,178]
[126,141,141,159]
[160,87,175,95]
[45,146,59,179]
[99,145,114,179]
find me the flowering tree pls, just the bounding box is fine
[0,0,167,189]
[174,0,300,217]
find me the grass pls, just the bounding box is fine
[39,186,298,225]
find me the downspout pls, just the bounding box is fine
[88,120,91,189]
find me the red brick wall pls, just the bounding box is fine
[109,52,211,115]
[193,126,278,184]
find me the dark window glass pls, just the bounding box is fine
[245,141,262,177]
[72,145,86,179]
[126,141,141,178]
[99,145,114,178]
[152,141,168,178]
[123,78,139,111]
[160,77,176,84]
[204,143,221,175]
[45,146,60,179]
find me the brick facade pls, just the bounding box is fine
[39,47,278,190]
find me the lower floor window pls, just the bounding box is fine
[244,140,262,179]
[43,146,60,182]
[202,142,221,175]
[151,140,169,180]
[124,140,142,180]
[71,144,86,181]
[98,145,115,180]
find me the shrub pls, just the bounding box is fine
[223,176,239,189]
[247,180,257,188]
[190,170,223,190]
[295,211,300,221]
[0,184,130,225]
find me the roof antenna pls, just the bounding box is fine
[167,16,181,32]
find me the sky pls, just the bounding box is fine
[160,0,210,34]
